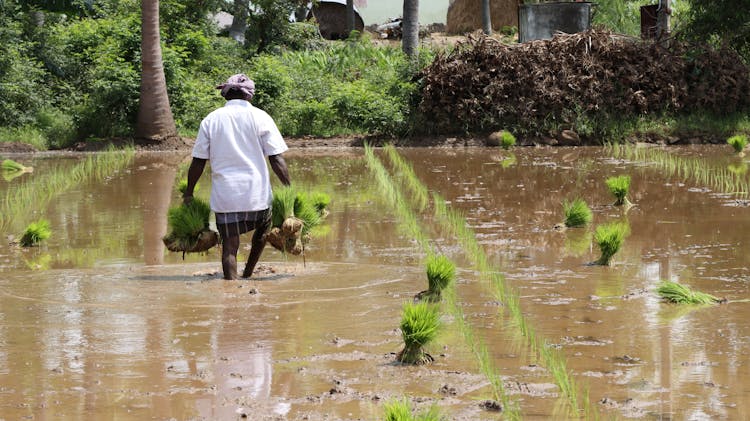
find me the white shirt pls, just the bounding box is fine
[192,100,288,213]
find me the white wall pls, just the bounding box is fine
[356,0,449,25]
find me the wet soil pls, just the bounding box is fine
[2,146,750,420]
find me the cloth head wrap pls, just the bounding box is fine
[217,74,255,100]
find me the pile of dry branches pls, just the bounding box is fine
[419,29,750,135]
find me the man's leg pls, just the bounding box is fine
[221,235,240,280]
[242,209,271,279]
[242,232,266,278]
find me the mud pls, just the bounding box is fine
[1,146,750,419]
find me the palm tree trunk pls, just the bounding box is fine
[482,0,492,35]
[402,0,419,57]
[137,0,177,142]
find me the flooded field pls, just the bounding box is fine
[1,145,749,420]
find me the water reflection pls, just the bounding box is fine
[0,146,749,419]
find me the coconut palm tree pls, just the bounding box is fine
[136,0,177,143]
[482,0,492,35]
[402,0,419,57]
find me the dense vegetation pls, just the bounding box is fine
[0,0,748,150]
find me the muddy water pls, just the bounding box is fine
[1,146,749,420]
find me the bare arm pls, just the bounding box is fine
[269,154,291,186]
[183,157,207,203]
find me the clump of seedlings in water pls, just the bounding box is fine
[397,301,440,365]
[488,130,516,149]
[20,219,51,247]
[593,221,629,265]
[657,281,724,304]
[2,159,33,179]
[416,254,456,302]
[605,175,632,206]
[727,134,748,155]
[162,197,218,256]
[383,398,442,421]
[268,186,327,255]
[561,198,592,228]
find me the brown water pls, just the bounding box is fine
[1,146,749,420]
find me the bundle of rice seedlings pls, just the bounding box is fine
[605,175,632,206]
[162,198,218,255]
[383,399,412,421]
[416,254,456,303]
[727,134,748,154]
[310,192,331,217]
[563,198,592,228]
[593,221,629,265]
[383,399,442,421]
[657,281,722,305]
[2,159,33,174]
[488,130,516,149]
[499,130,516,149]
[268,186,327,255]
[20,219,51,247]
[397,301,440,365]
[176,178,199,195]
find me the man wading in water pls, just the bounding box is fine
[183,74,291,280]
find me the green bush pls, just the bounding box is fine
[35,108,76,149]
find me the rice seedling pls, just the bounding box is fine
[499,130,516,149]
[20,219,51,247]
[397,301,440,365]
[1,148,133,231]
[605,175,632,206]
[417,254,456,302]
[657,281,722,305]
[309,192,331,215]
[383,399,443,421]
[562,198,592,228]
[268,186,327,255]
[162,198,217,255]
[593,221,629,265]
[607,143,750,199]
[488,130,516,149]
[383,399,412,421]
[372,145,585,420]
[384,144,429,211]
[2,159,32,173]
[176,178,199,195]
[727,134,748,154]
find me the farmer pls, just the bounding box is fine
[182,73,291,280]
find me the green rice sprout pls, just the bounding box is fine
[383,399,442,421]
[422,254,456,302]
[397,301,440,365]
[294,192,322,235]
[727,134,748,154]
[607,143,750,199]
[593,221,629,265]
[499,130,516,149]
[310,192,331,214]
[2,159,27,172]
[163,198,212,251]
[562,198,592,228]
[20,219,51,247]
[383,398,412,421]
[272,185,298,227]
[657,281,722,305]
[605,175,632,206]
[176,178,199,195]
